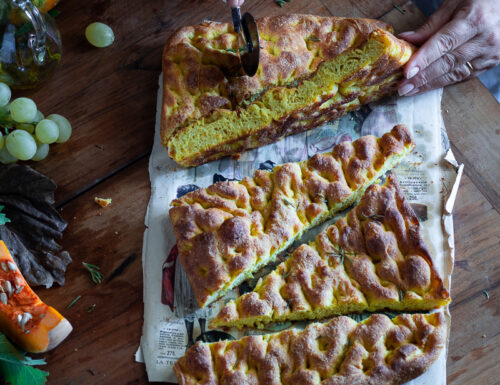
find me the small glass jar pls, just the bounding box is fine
[0,0,62,89]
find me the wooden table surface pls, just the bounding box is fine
[16,0,499,384]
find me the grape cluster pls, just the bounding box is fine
[0,83,72,164]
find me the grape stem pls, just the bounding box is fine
[0,121,14,134]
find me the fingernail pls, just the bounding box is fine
[406,67,419,79]
[406,87,420,96]
[398,31,415,37]
[398,83,414,96]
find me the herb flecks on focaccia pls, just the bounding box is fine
[211,175,449,329]
[169,125,414,308]
[161,15,414,166]
[175,312,446,385]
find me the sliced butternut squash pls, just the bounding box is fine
[0,241,72,353]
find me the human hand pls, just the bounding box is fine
[398,0,500,96]
[226,0,245,7]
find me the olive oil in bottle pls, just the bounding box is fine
[0,0,62,89]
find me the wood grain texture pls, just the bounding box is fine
[39,157,150,385]
[443,81,500,212]
[11,1,498,384]
[447,174,500,385]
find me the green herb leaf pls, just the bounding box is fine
[393,4,405,14]
[327,245,356,265]
[22,356,47,367]
[224,47,246,53]
[314,193,329,205]
[0,205,11,225]
[483,290,489,300]
[282,198,300,211]
[275,0,291,7]
[87,304,96,313]
[368,214,385,222]
[0,333,49,385]
[82,262,103,284]
[308,36,321,42]
[66,295,81,309]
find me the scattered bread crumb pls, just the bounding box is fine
[94,197,112,207]
[481,334,486,338]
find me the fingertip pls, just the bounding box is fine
[405,87,420,96]
[398,30,427,44]
[406,66,419,79]
[398,82,415,96]
[398,31,415,38]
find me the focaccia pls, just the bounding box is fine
[175,312,446,385]
[162,15,414,166]
[211,175,450,329]
[169,125,414,308]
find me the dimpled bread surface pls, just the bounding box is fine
[175,312,446,385]
[162,14,414,166]
[211,175,449,329]
[169,125,414,308]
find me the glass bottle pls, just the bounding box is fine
[0,0,62,89]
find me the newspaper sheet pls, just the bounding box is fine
[138,75,462,384]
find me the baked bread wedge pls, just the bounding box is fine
[162,14,414,167]
[211,175,449,329]
[0,241,72,353]
[175,312,446,385]
[169,125,414,308]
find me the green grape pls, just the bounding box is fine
[47,114,72,143]
[0,83,11,107]
[85,22,114,48]
[0,146,17,164]
[35,119,59,144]
[17,123,35,134]
[5,130,37,160]
[0,133,4,150]
[34,110,45,123]
[32,141,50,162]
[10,97,37,123]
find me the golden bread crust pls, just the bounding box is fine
[175,312,446,385]
[169,125,414,308]
[211,175,450,329]
[161,15,414,166]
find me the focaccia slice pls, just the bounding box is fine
[162,15,414,166]
[170,125,414,308]
[175,312,446,385]
[211,175,449,329]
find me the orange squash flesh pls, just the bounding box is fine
[0,241,72,353]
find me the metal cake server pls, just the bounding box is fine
[230,7,260,77]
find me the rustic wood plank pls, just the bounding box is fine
[38,157,150,385]
[448,174,500,384]
[444,81,500,212]
[320,0,408,19]
[379,0,426,33]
